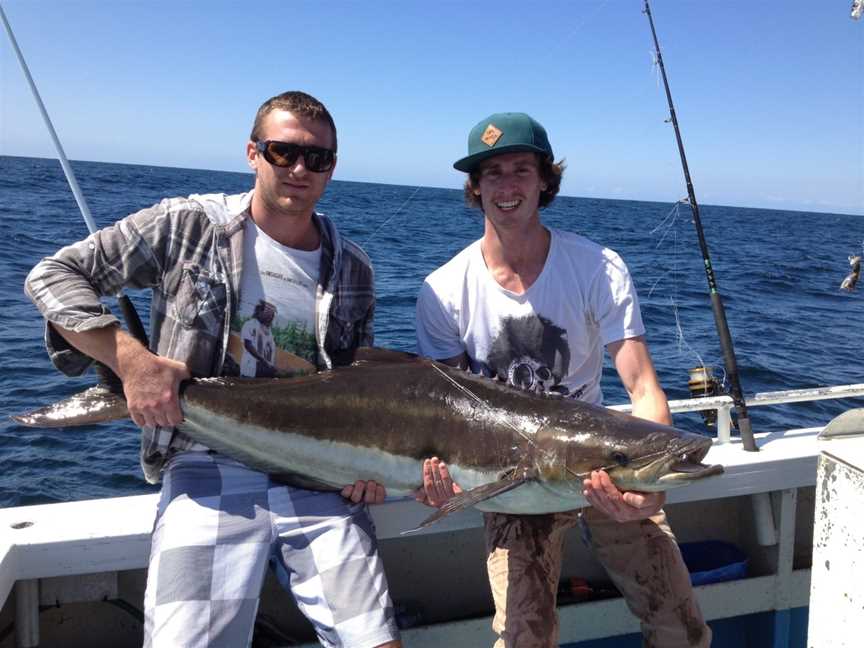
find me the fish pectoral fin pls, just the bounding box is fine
[402,477,529,535]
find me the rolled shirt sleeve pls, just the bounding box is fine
[24,201,173,375]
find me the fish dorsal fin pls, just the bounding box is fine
[819,407,864,439]
[352,347,420,365]
[93,361,125,394]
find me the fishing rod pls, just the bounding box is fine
[642,0,758,452]
[1,2,149,346]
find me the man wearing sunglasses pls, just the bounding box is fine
[25,91,401,648]
[415,113,710,648]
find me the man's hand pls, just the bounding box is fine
[414,457,463,508]
[341,481,387,505]
[48,323,190,429]
[583,469,665,523]
[117,345,190,428]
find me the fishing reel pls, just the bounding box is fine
[687,366,723,429]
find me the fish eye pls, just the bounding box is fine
[611,451,629,466]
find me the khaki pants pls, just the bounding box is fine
[484,509,711,648]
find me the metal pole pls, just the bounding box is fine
[0,2,96,233]
[643,0,757,451]
[14,580,39,648]
[1,2,148,345]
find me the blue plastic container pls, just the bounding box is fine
[678,541,748,586]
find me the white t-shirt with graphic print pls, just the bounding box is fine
[415,228,644,406]
[231,219,321,377]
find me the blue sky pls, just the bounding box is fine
[1,1,862,215]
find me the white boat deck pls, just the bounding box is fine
[2,385,863,646]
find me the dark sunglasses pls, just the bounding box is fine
[255,140,336,173]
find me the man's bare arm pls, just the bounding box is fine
[582,336,669,522]
[51,324,190,428]
[609,336,672,426]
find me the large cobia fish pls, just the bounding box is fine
[13,348,723,529]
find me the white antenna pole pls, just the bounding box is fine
[1,2,150,344]
[0,1,98,234]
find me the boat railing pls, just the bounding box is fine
[609,382,864,444]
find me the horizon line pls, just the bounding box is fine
[2,153,861,218]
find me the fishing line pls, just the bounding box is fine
[428,363,579,477]
[429,361,697,491]
[648,199,724,391]
[551,0,611,51]
[430,363,607,481]
[361,185,422,248]
[671,297,705,369]
[429,363,540,448]
[649,199,683,249]
[647,200,682,298]
[455,354,688,485]
[649,201,687,349]
[651,222,729,418]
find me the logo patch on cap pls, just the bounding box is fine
[481,124,503,147]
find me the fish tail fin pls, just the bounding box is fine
[12,362,129,428]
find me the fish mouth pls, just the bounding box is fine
[656,458,725,485]
[650,436,723,487]
[616,436,724,491]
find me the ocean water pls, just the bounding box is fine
[1,155,862,508]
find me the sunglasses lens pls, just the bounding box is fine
[304,149,334,172]
[260,141,334,172]
[264,142,300,167]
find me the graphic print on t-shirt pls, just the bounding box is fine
[235,299,278,377]
[227,301,318,378]
[480,313,583,398]
[224,220,320,378]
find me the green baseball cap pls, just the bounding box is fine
[453,112,553,173]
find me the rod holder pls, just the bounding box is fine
[751,492,778,546]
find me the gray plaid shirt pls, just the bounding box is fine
[25,191,375,483]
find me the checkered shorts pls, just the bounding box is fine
[143,452,400,648]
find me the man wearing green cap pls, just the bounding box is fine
[415,113,710,647]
